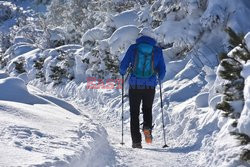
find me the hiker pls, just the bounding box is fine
[119,29,166,148]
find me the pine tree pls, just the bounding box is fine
[103,51,119,76]
[216,101,234,117]
[225,27,244,49]
[49,65,67,85]
[13,57,26,74]
[241,149,250,163]
[218,28,250,165]
[34,57,45,81]
[219,59,243,81]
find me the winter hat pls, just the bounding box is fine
[139,27,155,39]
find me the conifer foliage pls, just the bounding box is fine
[217,27,250,163]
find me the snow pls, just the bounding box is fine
[1,0,250,166]
[155,15,201,48]
[73,54,86,83]
[139,27,155,39]
[244,32,250,52]
[0,77,48,104]
[200,0,226,30]
[13,36,34,45]
[81,27,106,43]
[195,92,209,108]
[238,61,250,136]
[0,73,115,166]
[0,71,8,79]
[209,95,222,111]
[49,27,66,43]
[111,10,139,29]
[108,25,139,54]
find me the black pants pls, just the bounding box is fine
[129,86,155,143]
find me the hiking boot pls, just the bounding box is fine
[132,142,142,149]
[143,128,153,144]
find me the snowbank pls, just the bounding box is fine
[0,77,115,166]
[0,71,8,79]
[0,77,48,104]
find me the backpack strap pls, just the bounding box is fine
[151,47,155,74]
[132,45,138,72]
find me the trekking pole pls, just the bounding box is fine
[159,79,169,148]
[121,75,125,145]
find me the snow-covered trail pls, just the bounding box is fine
[26,85,117,167]
[0,69,203,166]
[28,82,201,167]
[102,126,199,167]
[75,102,201,167]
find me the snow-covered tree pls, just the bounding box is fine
[49,50,75,85]
[0,32,11,53]
[46,0,69,27]
[13,56,26,74]
[33,57,46,81]
[216,28,250,164]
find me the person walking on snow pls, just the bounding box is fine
[119,29,166,148]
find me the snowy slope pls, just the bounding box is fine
[0,72,115,167]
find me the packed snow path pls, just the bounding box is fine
[76,104,201,167]
[28,84,201,167]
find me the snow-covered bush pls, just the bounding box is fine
[108,25,139,55]
[42,45,81,85]
[200,0,226,30]
[213,30,250,165]
[236,33,250,164]
[33,57,45,81]
[13,56,26,74]
[3,43,36,63]
[216,29,248,119]
[81,28,106,44]
[46,0,104,44]
[111,10,139,29]
[0,54,4,68]
[0,1,17,23]
[106,0,136,13]
[0,32,11,53]
[46,0,68,28]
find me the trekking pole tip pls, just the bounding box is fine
[162,144,169,148]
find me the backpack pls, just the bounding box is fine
[132,43,155,78]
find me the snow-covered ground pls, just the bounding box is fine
[0,71,115,167]
[0,70,202,167]
[1,0,250,166]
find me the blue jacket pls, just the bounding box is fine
[119,35,166,87]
